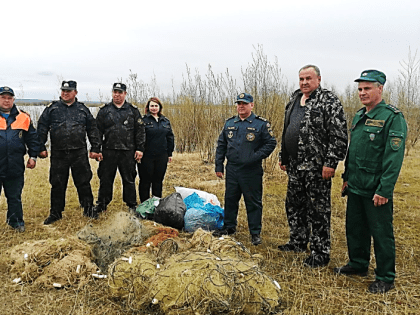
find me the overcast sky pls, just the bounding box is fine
[2,0,419,101]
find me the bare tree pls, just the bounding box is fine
[395,48,420,153]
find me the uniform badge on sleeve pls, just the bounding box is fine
[390,138,402,150]
[246,133,255,141]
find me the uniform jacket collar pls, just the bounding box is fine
[290,85,322,103]
[145,113,164,121]
[363,100,386,118]
[111,100,130,109]
[0,105,18,120]
[285,86,323,123]
[353,100,386,128]
[234,112,255,123]
[9,104,19,116]
[59,97,79,107]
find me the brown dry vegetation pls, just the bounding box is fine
[2,46,420,314]
[0,145,419,314]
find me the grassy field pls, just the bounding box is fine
[0,148,419,314]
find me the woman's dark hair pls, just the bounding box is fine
[145,97,163,115]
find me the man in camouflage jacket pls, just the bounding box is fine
[278,65,348,267]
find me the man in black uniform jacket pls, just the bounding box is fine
[94,83,145,213]
[38,80,101,224]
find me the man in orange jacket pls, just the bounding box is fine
[0,86,40,232]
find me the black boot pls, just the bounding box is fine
[44,211,62,225]
[94,202,107,214]
[83,205,98,219]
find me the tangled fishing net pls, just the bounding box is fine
[7,236,96,288]
[108,229,281,314]
[77,211,154,271]
[6,213,281,314]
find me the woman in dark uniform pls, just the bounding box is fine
[138,97,174,202]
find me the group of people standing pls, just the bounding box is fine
[0,81,174,227]
[0,65,407,294]
[213,65,406,294]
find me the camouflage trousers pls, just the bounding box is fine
[285,162,331,258]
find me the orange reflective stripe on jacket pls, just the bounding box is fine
[0,117,6,130]
[0,110,30,131]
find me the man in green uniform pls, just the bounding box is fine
[334,70,407,293]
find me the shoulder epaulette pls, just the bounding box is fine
[46,101,57,107]
[99,103,107,109]
[129,103,139,109]
[226,115,236,121]
[356,107,365,114]
[256,115,268,122]
[386,104,401,114]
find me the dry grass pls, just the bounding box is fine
[0,148,419,314]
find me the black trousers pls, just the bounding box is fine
[138,153,168,202]
[50,149,93,217]
[97,149,137,208]
[1,176,25,228]
[224,164,263,235]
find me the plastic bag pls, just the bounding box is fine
[135,197,160,219]
[183,193,224,232]
[175,186,221,206]
[153,192,186,230]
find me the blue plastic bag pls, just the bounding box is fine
[183,193,224,233]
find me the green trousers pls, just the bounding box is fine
[346,191,395,283]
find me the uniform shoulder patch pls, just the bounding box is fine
[390,137,403,151]
[386,104,401,114]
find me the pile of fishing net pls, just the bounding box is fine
[108,229,281,314]
[7,236,96,288]
[5,213,282,314]
[77,211,155,271]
